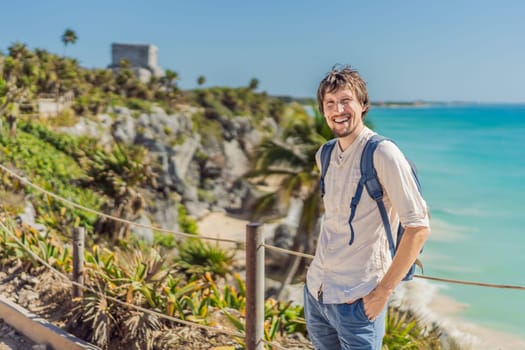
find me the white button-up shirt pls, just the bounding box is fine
[306,127,429,303]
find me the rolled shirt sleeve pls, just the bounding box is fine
[374,140,429,228]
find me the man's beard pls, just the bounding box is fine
[330,115,360,138]
[332,126,358,138]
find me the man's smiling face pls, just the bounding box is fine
[322,87,366,139]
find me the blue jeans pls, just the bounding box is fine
[304,285,386,350]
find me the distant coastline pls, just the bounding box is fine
[372,101,434,108]
[372,101,491,108]
[285,95,525,109]
[284,97,441,109]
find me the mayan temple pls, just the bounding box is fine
[108,43,164,82]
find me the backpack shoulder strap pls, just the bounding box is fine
[356,135,424,280]
[361,134,396,256]
[346,134,388,245]
[361,134,388,201]
[319,139,337,197]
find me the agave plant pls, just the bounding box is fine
[204,272,246,312]
[90,143,157,242]
[116,248,168,308]
[382,306,442,350]
[161,274,206,320]
[175,238,235,277]
[121,310,162,350]
[79,290,119,350]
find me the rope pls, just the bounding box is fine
[0,163,244,246]
[0,219,244,339]
[266,241,525,290]
[264,242,525,290]
[414,274,525,290]
[2,162,525,291]
[264,243,314,259]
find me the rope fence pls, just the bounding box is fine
[1,161,525,349]
[413,275,525,290]
[1,162,524,291]
[0,219,245,340]
[0,163,241,245]
[264,244,525,290]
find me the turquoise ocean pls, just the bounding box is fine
[369,104,525,340]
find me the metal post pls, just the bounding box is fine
[245,222,264,350]
[72,227,85,298]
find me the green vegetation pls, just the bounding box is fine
[0,122,102,231]
[0,41,447,349]
[383,306,442,349]
[189,86,284,123]
[0,219,307,349]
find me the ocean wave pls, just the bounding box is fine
[431,206,496,218]
[426,217,472,242]
[391,279,525,350]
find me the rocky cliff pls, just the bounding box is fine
[55,104,280,239]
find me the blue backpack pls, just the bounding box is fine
[319,134,423,281]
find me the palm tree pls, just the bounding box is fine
[159,69,179,108]
[246,103,332,297]
[115,59,134,98]
[61,29,77,56]
[7,42,29,60]
[5,101,19,137]
[248,77,259,91]
[1,42,39,136]
[197,75,206,86]
[162,69,179,92]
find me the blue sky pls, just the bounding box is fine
[1,0,524,103]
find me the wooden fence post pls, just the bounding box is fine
[72,227,85,298]
[245,222,264,350]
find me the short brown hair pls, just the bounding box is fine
[317,65,370,116]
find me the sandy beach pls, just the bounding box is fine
[392,279,525,350]
[197,211,525,350]
[196,211,251,264]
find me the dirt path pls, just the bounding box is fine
[196,211,251,264]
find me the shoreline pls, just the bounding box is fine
[197,211,525,349]
[391,279,525,350]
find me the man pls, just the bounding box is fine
[304,65,430,349]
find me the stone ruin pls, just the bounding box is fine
[108,43,164,83]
